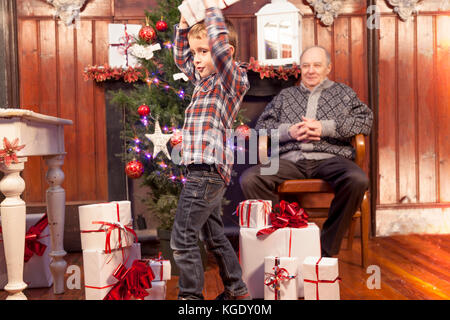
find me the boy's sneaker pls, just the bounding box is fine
[215,291,252,300]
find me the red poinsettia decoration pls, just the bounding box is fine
[0,137,26,167]
[248,57,301,80]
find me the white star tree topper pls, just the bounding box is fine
[145,120,173,160]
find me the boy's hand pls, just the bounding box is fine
[203,0,220,8]
[179,14,189,29]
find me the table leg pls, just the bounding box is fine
[0,158,28,300]
[44,155,68,294]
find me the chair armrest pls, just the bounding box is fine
[353,134,365,169]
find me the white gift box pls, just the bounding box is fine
[239,223,321,299]
[108,24,141,68]
[83,242,141,300]
[79,201,136,253]
[178,0,240,27]
[144,281,167,300]
[303,256,340,300]
[237,199,271,228]
[144,258,171,281]
[0,213,53,289]
[264,256,298,300]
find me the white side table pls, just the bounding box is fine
[0,109,72,300]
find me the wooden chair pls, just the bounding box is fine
[258,134,370,268]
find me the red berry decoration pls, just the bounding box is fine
[156,17,168,32]
[138,104,150,117]
[139,19,157,43]
[235,124,251,140]
[170,130,183,147]
[125,160,144,179]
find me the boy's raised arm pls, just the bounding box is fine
[173,14,196,82]
[203,1,248,96]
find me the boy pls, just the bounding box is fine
[171,0,250,300]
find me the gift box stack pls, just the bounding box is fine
[79,201,170,300]
[0,213,53,289]
[238,199,322,300]
[178,0,240,27]
[108,24,141,68]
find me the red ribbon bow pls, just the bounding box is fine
[90,220,138,254]
[24,214,49,262]
[103,259,155,300]
[264,257,296,300]
[256,201,309,237]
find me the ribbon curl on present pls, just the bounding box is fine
[256,200,309,237]
[90,220,138,254]
[103,260,155,300]
[0,214,49,262]
[264,258,296,300]
[303,257,341,300]
[236,200,272,227]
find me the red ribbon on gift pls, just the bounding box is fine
[303,257,341,300]
[149,252,168,281]
[80,203,138,255]
[103,259,155,300]
[0,214,49,263]
[110,25,133,66]
[236,200,271,227]
[264,257,296,300]
[24,214,49,262]
[256,200,309,237]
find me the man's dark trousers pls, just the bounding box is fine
[239,156,369,256]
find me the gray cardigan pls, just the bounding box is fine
[255,79,373,162]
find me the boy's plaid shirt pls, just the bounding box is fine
[174,7,250,185]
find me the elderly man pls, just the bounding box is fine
[240,46,373,257]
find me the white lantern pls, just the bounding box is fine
[255,0,302,66]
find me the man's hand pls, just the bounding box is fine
[288,116,322,142]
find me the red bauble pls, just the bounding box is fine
[125,160,144,179]
[170,130,183,147]
[235,124,251,139]
[156,19,168,32]
[139,25,157,43]
[138,104,150,117]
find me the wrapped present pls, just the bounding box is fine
[144,281,167,300]
[83,242,142,300]
[0,213,53,289]
[108,24,141,68]
[178,0,240,27]
[79,201,137,253]
[303,256,340,300]
[264,256,298,300]
[239,223,321,299]
[236,199,271,228]
[144,253,171,281]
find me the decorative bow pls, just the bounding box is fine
[257,200,309,237]
[264,263,296,300]
[91,220,138,254]
[24,214,49,262]
[103,260,155,300]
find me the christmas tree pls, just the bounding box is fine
[102,0,248,230]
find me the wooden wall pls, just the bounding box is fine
[376,0,450,208]
[15,0,450,217]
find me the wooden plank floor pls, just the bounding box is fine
[1,234,450,300]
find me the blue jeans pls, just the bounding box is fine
[170,170,248,299]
